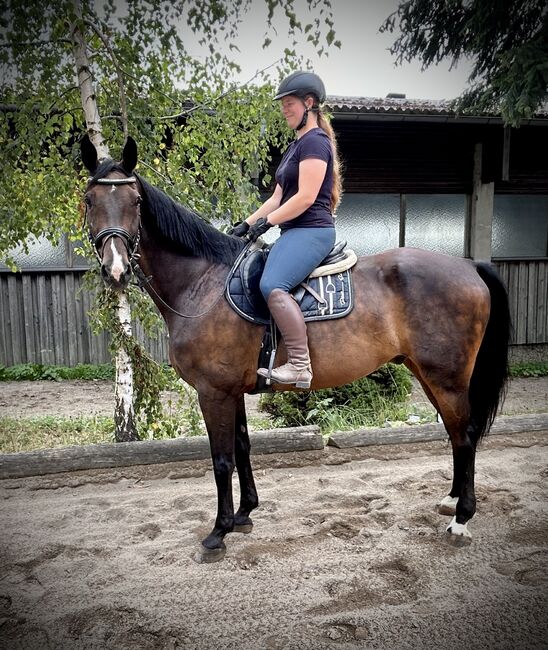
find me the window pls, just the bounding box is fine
[405,195,467,256]
[492,195,548,259]
[335,194,400,255]
[335,193,467,257]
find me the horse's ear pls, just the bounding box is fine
[81,134,99,174]
[122,136,138,174]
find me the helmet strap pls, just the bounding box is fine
[295,107,309,131]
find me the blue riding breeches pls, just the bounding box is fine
[259,227,336,300]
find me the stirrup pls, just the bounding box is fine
[258,363,312,389]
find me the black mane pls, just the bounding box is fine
[90,160,246,266]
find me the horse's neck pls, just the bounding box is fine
[137,231,227,317]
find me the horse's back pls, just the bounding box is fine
[356,247,488,302]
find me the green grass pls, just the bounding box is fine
[509,362,548,378]
[0,415,115,453]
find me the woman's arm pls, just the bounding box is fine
[246,184,283,225]
[266,158,327,226]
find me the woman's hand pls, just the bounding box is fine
[228,221,250,238]
[246,217,272,242]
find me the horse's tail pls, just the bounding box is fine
[469,262,512,442]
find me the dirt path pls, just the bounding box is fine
[1,376,547,420]
[1,430,547,649]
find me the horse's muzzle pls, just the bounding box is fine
[100,262,132,291]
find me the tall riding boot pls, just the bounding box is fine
[257,289,312,389]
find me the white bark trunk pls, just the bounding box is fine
[71,0,137,441]
[114,293,137,441]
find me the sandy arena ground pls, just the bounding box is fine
[0,431,547,649]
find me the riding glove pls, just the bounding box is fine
[228,221,250,238]
[246,217,273,243]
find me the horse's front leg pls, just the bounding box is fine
[196,390,238,563]
[234,395,259,533]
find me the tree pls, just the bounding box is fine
[0,0,338,439]
[381,0,548,126]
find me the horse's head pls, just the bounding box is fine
[81,135,141,291]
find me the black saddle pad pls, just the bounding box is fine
[225,243,354,325]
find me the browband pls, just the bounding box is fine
[93,176,137,185]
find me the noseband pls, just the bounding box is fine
[86,175,141,264]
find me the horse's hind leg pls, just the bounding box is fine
[234,395,259,533]
[417,375,477,543]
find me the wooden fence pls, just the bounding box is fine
[0,271,168,366]
[0,260,546,366]
[495,260,547,345]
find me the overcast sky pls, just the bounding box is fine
[188,0,474,101]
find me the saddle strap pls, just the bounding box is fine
[299,281,327,305]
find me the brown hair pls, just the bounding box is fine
[316,107,343,214]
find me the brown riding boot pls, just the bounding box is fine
[257,289,312,389]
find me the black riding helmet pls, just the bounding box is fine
[274,71,326,103]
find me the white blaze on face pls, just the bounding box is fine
[109,239,125,282]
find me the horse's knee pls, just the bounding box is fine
[212,453,235,479]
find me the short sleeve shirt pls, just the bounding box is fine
[275,127,334,230]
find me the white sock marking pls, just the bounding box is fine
[446,516,472,538]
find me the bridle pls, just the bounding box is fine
[84,172,231,319]
[85,175,142,265]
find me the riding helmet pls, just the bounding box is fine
[274,71,326,103]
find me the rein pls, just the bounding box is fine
[87,172,244,320]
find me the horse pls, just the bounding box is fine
[80,135,511,563]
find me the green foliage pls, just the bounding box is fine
[259,363,415,433]
[0,363,114,381]
[0,0,339,262]
[510,362,548,378]
[380,0,548,127]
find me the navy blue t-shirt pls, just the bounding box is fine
[275,127,334,230]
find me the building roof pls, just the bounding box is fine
[326,94,548,125]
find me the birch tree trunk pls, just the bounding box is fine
[71,0,138,442]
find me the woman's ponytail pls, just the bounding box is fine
[317,110,343,214]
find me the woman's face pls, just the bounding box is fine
[280,95,309,130]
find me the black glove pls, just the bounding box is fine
[228,221,250,237]
[246,217,273,243]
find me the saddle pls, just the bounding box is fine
[225,241,357,325]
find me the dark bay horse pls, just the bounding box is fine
[81,136,511,562]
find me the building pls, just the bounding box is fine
[1,95,546,365]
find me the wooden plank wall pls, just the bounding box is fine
[0,263,546,366]
[0,271,169,366]
[495,260,547,345]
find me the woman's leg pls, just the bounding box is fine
[259,227,336,299]
[258,228,335,388]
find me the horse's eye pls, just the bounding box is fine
[84,195,92,206]
[135,196,142,206]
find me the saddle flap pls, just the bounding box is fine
[241,248,267,304]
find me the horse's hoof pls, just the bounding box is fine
[193,543,226,564]
[438,495,458,516]
[233,522,253,534]
[445,517,472,547]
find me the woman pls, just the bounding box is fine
[230,70,343,389]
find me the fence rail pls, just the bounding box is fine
[0,261,546,366]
